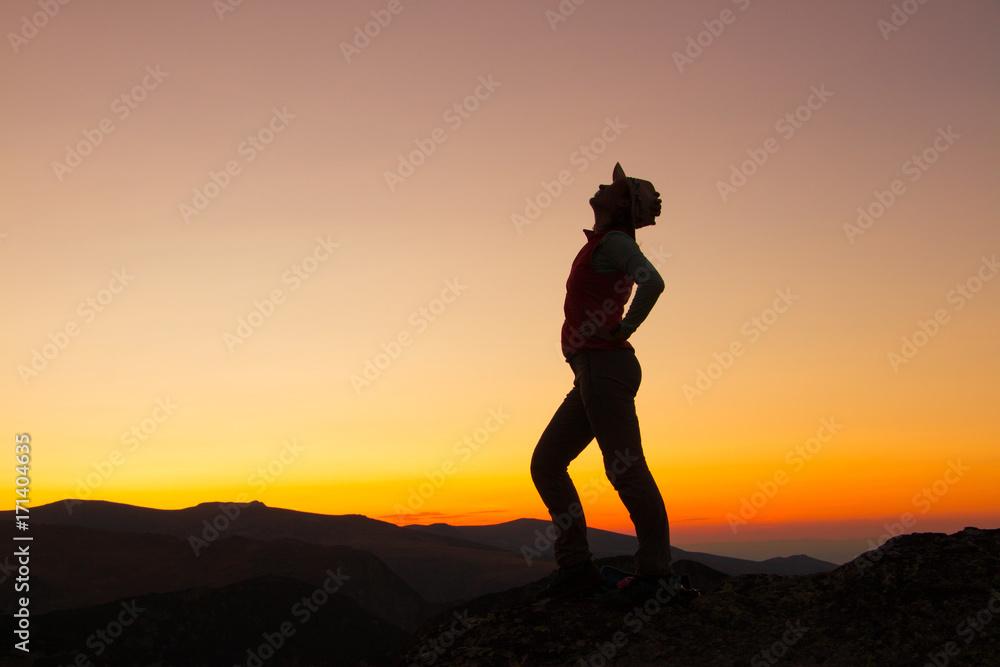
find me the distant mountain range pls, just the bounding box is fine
[3,575,410,667]
[5,501,990,665]
[5,500,836,606]
[675,536,877,565]
[404,518,838,576]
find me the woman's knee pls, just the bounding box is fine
[530,452,565,484]
[604,448,649,486]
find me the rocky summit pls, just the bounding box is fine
[400,528,1000,666]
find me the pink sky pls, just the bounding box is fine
[3,0,999,543]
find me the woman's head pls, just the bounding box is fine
[591,163,662,232]
[614,162,661,229]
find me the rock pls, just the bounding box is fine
[399,528,1000,666]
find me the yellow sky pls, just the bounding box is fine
[3,0,999,543]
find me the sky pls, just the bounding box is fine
[3,0,999,546]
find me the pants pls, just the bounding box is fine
[530,348,672,576]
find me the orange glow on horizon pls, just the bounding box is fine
[5,1,999,547]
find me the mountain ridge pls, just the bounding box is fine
[1,575,409,666]
[404,517,838,576]
[0,522,432,632]
[7,500,837,606]
[5,500,542,604]
[3,501,996,665]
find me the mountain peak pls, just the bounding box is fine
[193,499,266,508]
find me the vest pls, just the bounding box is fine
[560,229,635,359]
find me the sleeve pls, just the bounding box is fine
[593,231,665,336]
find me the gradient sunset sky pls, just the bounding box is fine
[4,0,998,545]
